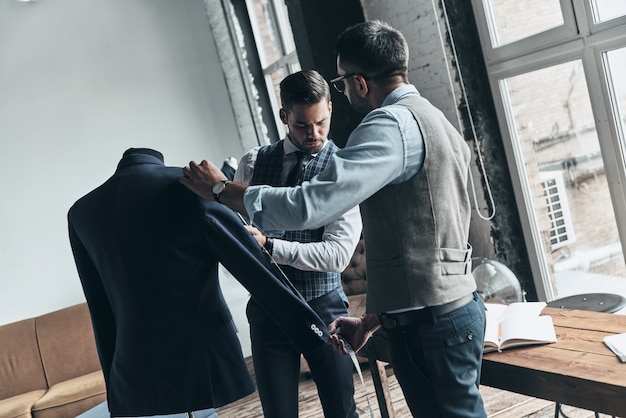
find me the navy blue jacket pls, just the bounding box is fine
[68,150,328,417]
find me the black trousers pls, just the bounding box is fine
[247,289,358,418]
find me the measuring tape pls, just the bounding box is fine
[237,213,375,417]
[342,338,375,418]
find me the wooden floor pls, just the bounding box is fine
[216,357,615,418]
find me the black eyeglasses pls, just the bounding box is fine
[330,73,361,93]
[331,70,406,93]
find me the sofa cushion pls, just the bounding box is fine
[36,303,102,386]
[0,389,46,418]
[32,370,106,418]
[0,318,48,399]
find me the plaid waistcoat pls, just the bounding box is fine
[251,139,341,301]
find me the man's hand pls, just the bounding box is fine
[245,225,267,247]
[328,314,379,355]
[181,160,249,214]
[180,160,227,200]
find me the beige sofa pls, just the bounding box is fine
[0,241,367,416]
[0,303,106,418]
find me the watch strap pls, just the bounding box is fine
[213,180,230,203]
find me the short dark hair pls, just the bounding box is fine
[279,70,331,113]
[334,20,408,79]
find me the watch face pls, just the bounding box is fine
[212,181,226,194]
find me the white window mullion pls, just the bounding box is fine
[488,39,584,80]
[270,0,295,54]
[569,0,590,35]
[584,45,626,262]
[485,26,581,65]
[497,78,557,302]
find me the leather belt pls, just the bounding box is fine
[379,293,475,330]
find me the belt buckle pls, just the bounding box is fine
[380,313,398,330]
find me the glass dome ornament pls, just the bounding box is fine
[472,258,525,304]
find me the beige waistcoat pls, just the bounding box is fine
[361,94,476,314]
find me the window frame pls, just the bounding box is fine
[471,0,626,301]
[245,0,301,140]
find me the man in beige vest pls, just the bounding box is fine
[180,20,487,417]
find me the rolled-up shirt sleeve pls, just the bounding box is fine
[271,205,362,272]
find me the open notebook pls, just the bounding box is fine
[484,302,557,353]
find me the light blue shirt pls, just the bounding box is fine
[244,84,425,234]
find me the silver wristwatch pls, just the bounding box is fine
[212,180,231,203]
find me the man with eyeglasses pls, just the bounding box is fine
[180,20,487,417]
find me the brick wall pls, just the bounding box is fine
[361,0,463,130]
[361,0,536,297]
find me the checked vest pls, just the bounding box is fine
[250,139,341,302]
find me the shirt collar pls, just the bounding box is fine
[117,152,165,170]
[382,84,420,107]
[282,135,327,157]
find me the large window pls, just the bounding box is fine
[472,0,626,301]
[246,0,300,139]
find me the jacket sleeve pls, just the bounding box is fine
[196,200,330,353]
[67,214,115,390]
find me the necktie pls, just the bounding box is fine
[285,151,305,186]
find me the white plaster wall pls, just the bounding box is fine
[0,0,249,342]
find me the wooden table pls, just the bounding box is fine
[481,307,626,416]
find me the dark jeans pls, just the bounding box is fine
[247,289,358,418]
[383,293,487,417]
